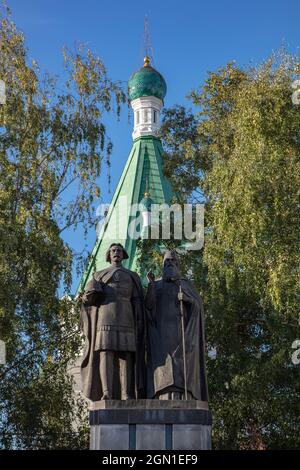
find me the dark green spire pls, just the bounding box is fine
[76,136,174,293]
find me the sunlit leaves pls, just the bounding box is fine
[161,51,300,449]
[0,7,125,449]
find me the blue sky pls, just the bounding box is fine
[7,0,300,292]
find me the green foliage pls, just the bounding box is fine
[160,53,300,449]
[0,6,125,448]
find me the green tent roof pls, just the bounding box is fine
[76,136,174,294]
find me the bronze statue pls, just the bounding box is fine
[80,243,145,400]
[145,250,208,401]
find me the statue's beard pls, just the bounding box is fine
[163,265,180,281]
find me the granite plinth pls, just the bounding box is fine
[89,400,212,450]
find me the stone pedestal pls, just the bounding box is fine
[89,400,212,450]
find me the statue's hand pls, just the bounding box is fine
[147,270,155,283]
[76,291,84,302]
[178,291,190,303]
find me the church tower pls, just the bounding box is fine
[77,56,174,293]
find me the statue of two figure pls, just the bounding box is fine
[80,243,208,402]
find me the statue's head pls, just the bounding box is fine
[163,249,181,280]
[106,243,129,264]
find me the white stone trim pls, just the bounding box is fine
[131,96,163,139]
